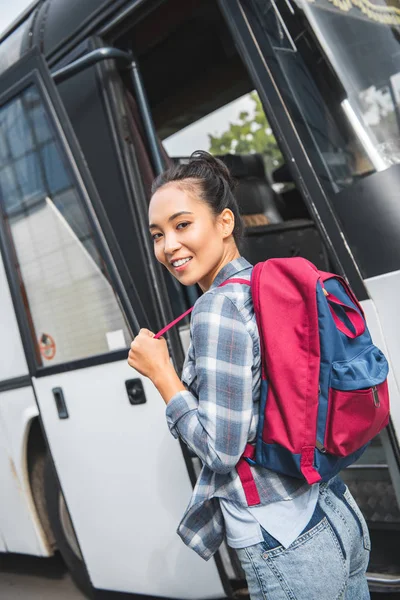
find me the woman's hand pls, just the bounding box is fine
[128,329,186,404]
[128,329,170,381]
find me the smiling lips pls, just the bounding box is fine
[171,257,192,271]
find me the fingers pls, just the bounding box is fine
[127,348,135,364]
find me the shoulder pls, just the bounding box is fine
[190,277,259,358]
[192,288,242,324]
[193,281,250,318]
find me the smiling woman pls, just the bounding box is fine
[127,149,371,600]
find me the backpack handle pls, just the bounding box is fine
[153,278,250,339]
[326,292,366,338]
[154,307,193,339]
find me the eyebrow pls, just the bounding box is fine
[149,211,194,230]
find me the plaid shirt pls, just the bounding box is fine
[166,257,307,560]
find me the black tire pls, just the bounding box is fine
[44,454,94,598]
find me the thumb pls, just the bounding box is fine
[142,328,155,338]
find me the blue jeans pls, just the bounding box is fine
[235,477,370,600]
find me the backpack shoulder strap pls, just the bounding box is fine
[219,278,251,287]
[253,258,322,484]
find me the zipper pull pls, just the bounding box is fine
[372,386,380,407]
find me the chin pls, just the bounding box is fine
[178,276,198,287]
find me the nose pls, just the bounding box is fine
[163,231,181,256]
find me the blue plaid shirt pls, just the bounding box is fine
[166,257,307,560]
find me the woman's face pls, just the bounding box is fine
[149,183,237,291]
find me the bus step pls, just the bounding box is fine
[341,473,400,525]
[230,579,249,599]
[367,572,400,593]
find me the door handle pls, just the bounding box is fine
[52,387,69,419]
[125,379,147,405]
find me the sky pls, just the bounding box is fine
[163,93,255,157]
[0,0,36,37]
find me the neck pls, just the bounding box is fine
[199,246,240,292]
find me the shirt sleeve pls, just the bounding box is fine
[165,291,254,474]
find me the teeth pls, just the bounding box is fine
[172,258,191,267]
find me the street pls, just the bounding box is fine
[0,553,86,599]
[0,553,398,599]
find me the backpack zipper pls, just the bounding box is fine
[372,386,380,407]
[315,440,327,453]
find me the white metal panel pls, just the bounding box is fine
[0,531,6,552]
[0,253,29,380]
[0,415,9,552]
[33,360,225,599]
[360,290,400,511]
[0,387,50,555]
[363,271,400,439]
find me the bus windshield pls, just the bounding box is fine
[254,0,400,192]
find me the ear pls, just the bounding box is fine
[219,208,235,239]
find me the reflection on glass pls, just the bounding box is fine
[0,19,29,77]
[254,0,400,192]
[299,0,400,172]
[0,85,130,366]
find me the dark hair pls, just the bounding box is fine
[151,150,244,247]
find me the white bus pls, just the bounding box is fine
[1,0,400,597]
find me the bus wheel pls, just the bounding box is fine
[44,454,94,598]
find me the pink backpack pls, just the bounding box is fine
[156,258,390,503]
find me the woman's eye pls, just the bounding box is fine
[152,232,162,241]
[177,222,190,230]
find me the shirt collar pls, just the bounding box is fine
[209,256,252,290]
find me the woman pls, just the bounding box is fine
[128,151,370,599]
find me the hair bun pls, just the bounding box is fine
[189,150,236,193]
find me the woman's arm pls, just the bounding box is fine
[165,292,254,474]
[152,367,186,404]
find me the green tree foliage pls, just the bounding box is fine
[208,91,283,174]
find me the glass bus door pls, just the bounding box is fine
[0,48,225,598]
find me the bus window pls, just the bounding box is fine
[246,0,400,280]
[251,0,400,192]
[163,90,286,227]
[0,85,131,368]
[0,15,32,77]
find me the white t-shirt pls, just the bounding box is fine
[220,483,320,549]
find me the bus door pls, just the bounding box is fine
[220,0,400,589]
[0,48,226,598]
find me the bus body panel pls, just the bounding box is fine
[32,362,225,598]
[31,0,130,62]
[0,386,50,555]
[0,253,29,380]
[0,525,6,552]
